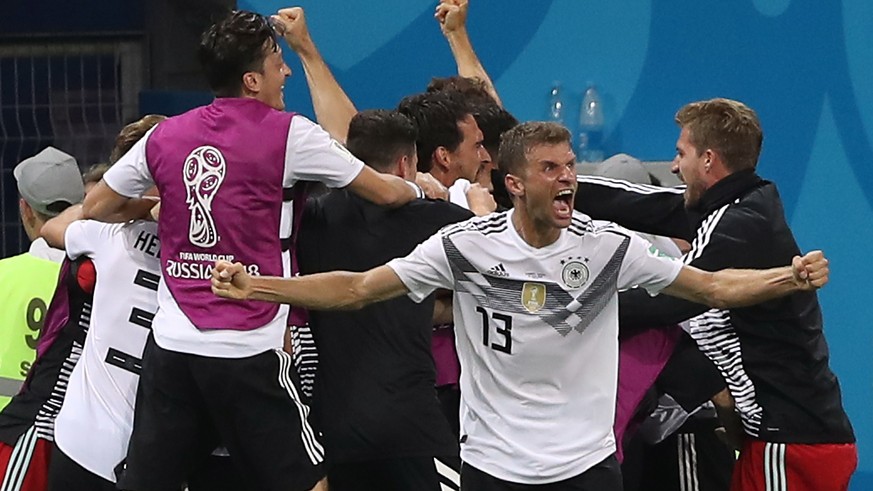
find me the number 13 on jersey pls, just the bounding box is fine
[476,306,513,354]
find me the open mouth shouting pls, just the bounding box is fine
[553,188,574,220]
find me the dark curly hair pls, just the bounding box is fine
[397,91,470,173]
[197,10,279,97]
[346,110,418,172]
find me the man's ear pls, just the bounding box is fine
[396,154,412,180]
[432,146,452,173]
[504,173,524,198]
[19,198,35,222]
[242,71,261,95]
[705,148,731,178]
[703,148,714,170]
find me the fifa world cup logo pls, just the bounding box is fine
[183,146,226,247]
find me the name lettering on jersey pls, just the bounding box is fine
[521,282,546,313]
[133,230,161,259]
[183,145,226,248]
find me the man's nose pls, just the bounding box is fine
[479,146,491,163]
[559,164,575,181]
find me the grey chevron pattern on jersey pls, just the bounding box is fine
[442,235,630,336]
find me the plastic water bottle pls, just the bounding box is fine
[547,82,565,124]
[577,84,604,162]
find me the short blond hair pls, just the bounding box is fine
[675,98,762,172]
[497,121,571,176]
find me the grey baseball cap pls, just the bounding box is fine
[591,153,655,185]
[13,146,86,217]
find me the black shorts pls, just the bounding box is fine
[627,421,734,491]
[186,454,254,491]
[436,385,461,441]
[47,443,115,491]
[328,456,460,491]
[117,335,325,491]
[460,455,622,491]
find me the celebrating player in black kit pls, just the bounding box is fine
[298,109,471,491]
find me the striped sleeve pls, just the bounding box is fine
[574,175,693,240]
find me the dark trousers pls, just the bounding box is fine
[47,443,115,491]
[460,455,622,491]
[329,456,460,491]
[622,422,734,491]
[436,385,461,440]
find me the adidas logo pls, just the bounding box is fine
[486,263,509,277]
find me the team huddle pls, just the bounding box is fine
[0,2,856,491]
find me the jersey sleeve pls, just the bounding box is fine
[386,232,454,303]
[617,229,683,295]
[102,129,156,198]
[65,220,117,260]
[285,116,365,188]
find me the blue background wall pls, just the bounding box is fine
[244,0,873,486]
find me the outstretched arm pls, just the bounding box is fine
[273,7,357,143]
[662,251,828,309]
[435,0,502,106]
[574,175,692,240]
[212,261,409,310]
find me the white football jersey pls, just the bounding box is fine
[54,220,161,482]
[387,209,682,484]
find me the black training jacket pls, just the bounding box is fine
[575,170,854,444]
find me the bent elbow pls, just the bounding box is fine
[379,188,408,209]
[40,225,61,248]
[335,284,371,311]
[81,201,96,220]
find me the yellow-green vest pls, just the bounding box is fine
[0,252,61,410]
